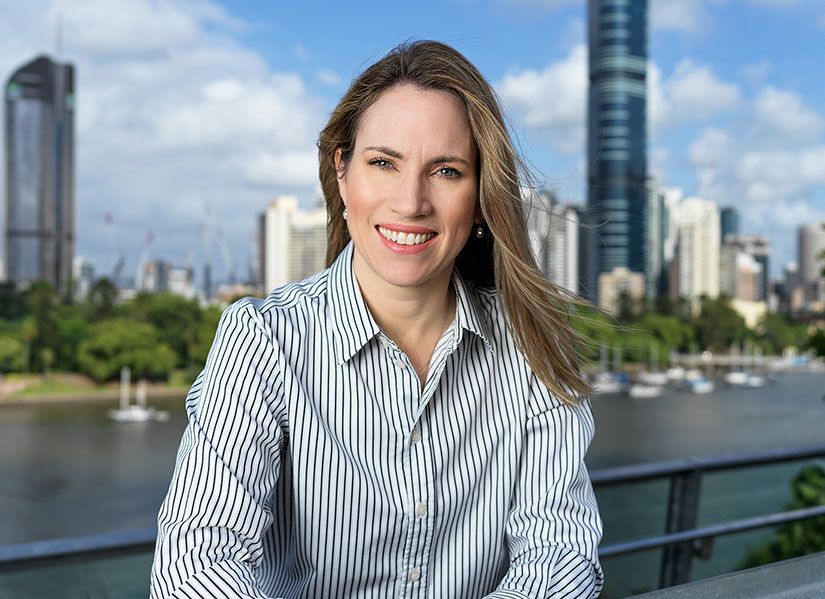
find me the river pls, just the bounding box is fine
[1,370,823,597]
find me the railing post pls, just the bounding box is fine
[659,469,702,588]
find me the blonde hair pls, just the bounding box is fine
[317,41,590,404]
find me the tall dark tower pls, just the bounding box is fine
[4,55,75,296]
[582,0,648,303]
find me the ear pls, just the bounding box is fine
[334,148,347,204]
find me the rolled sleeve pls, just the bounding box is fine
[150,301,287,599]
[491,376,604,598]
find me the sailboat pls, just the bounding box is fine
[724,343,749,386]
[108,367,170,422]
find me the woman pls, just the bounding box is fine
[151,41,603,598]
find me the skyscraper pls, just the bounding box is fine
[798,222,825,303]
[582,0,648,303]
[4,55,75,296]
[720,206,739,243]
[675,197,720,301]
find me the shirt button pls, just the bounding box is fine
[415,502,428,517]
[410,426,421,443]
[408,568,421,582]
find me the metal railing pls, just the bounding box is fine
[592,444,825,590]
[1,444,824,594]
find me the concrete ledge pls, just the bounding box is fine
[632,551,825,598]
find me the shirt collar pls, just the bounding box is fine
[328,241,494,364]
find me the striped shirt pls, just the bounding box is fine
[150,242,603,598]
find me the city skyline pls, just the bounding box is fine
[0,0,823,284]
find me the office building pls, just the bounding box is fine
[720,247,762,303]
[526,189,579,295]
[722,234,770,301]
[644,178,666,301]
[720,206,739,243]
[141,260,171,294]
[582,0,648,303]
[798,222,825,303]
[4,55,75,295]
[598,267,645,316]
[72,256,95,300]
[675,197,720,300]
[259,196,327,293]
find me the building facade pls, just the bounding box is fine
[582,0,648,303]
[258,196,327,293]
[598,266,645,315]
[4,55,75,295]
[798,222,825,303]
[526,190,579,295]
[720,206,739,243]
[675,197,720,300]
[722,234,770,302]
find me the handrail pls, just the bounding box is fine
[1,444,824,588]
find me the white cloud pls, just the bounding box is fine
[0,0,328,282]
[662,59,741,124]
[750,86,823,146]
[316,68,342,87]
[496,44,587,155]
[649,0,712,33]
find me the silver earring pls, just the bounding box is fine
[343,207,348,220]
[475,223,484,239]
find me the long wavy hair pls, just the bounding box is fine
[317,40,590,404]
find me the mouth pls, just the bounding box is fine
[377,225,437,246]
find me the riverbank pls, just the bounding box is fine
[0,373,190,407]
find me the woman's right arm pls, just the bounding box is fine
[149,300,287,599]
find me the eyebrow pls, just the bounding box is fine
[362,145,471,167]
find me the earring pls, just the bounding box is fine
[343,207,348,220]
[475,223,485,239]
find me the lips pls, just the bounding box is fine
[377,225,436,246]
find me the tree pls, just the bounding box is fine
[740,464,825,569]
[809,328,825,357]
[23,282,60,372]
[634,313,695,354]
[0,335,24,372]
[86,278,118,321]
[77,318,176,382]
[125,293,202,367]
[191,306,223,369]
[757,313,809,355]
[694,297,748,350]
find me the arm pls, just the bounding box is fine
[488,376,604,598]
[150,301,287,599]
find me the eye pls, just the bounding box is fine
[436,166,461,179]
[368,157,393,170]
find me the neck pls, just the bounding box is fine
[352,252,455,353]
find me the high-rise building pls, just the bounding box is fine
[720,206,739,243]
[582,0,648,303]
[4,55,75,296]
[598,266,645,316]
[644,178,665,301]
[258,196,327,293]
[798,222,825,303]
[72,256,95,300]
[722,234,770,301]
[526,190,579,295]
[675,197,720,301]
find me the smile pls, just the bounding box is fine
[377,226,436,246]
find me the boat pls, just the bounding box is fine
[628,384,664,399]
[688,377,715,394]
[725,371,749,386]
[666,366,686,382]
[591,371,624,394]
[108,368,169,423]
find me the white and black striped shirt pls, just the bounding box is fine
[150,242,603,598]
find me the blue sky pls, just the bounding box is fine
[2,0,824,283]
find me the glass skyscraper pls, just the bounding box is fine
[4,55,75,296]
[582,0,648,303]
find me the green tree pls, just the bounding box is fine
[77,318,176,382]
[809,328,825,358]
[0,282,25,321]
[757,313,809,355]
[125,293,202,367]
[19,316,37,372]
[23,282,60,372]
[694,297,748,350]
[54,305,89,371]
[86,278,118,321]
[635,312,695,353]
[191,306,223,369]
[0,335,24,372]
[740,464,825,569]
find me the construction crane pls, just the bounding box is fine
[103,212,125,285]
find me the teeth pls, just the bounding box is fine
[378,226,435,246]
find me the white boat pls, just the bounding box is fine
[688,377,715,394]
[685,369,703,382]
[628,384,664,399]
[638,371,669,386]
[666,367,686,382]
[725,371,749,386]
[108,370,169,423]
[591,372,623,395]
[745,374,766,388]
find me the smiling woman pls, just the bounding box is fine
[150,40,604,599]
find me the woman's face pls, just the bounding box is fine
[337,84,479,295]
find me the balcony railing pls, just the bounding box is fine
[1,444,824,596]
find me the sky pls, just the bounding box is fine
[2,0,824,285]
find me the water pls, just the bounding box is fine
[0,372,823,597]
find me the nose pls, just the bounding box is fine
[388,171,432,217]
